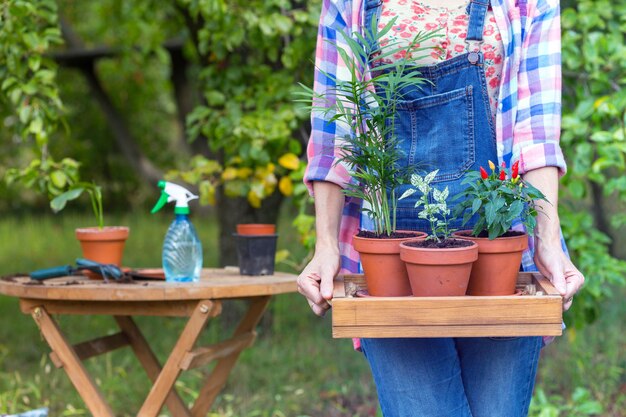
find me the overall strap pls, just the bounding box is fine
[364,0,383,54]
[466,0,490,42]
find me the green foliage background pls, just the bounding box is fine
[0,0,625,415]
[3,0,622,327]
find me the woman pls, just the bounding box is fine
[298,0,585,416]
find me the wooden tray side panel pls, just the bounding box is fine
[333,324,563,338]
[332,297,561,326]
[332,272,563,338]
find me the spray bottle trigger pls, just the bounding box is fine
[151,192,170,214]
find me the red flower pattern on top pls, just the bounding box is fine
[378,0,504,119]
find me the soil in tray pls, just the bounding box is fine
[455,230,525,238]
[357,230,423,239]
[404,238,474,249]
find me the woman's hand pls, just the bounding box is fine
[523,167,585,311]
[297,246,340,317]
[533,238,585,311]
[298,181,345,316]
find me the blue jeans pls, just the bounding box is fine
[361,337,542,417]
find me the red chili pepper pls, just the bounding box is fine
[512,160,520,179]
[480,167,489,179]
[499,170,506,181]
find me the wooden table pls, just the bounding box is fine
[0,268,297,417]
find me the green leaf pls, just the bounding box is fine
[29,118,43,134]
[493,196,505,211]
[590,131,613,142]
[568,179,586,198]
[50,187,84,213]
[462,210,473,226]
[508,200,524,220]
[471,198,482,214]
[50,170,67,189]
[526,215,537,234]
[575,401,604,414]
[488,223,501,240]
[1,77,17,91]
[485,201,496,226]
[399,188,416,200]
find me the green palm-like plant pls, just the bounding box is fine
[297,17,439,236]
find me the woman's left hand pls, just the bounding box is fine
[533,239,585,311]
[522,167,585,311]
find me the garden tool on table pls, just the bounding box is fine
[30,258,126,282]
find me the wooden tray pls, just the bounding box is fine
[332,272,563,338]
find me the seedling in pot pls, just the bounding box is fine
[50,181,104,229]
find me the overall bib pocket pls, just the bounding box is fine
[393,85,475,184]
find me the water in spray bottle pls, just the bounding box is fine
[151,181,203,282]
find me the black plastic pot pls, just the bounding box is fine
[234,234,278,276]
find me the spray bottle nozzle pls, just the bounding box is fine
[151,181,198,215]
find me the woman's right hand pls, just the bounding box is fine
[297,245,340,317]
[299,181,344,316]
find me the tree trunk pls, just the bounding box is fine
[58,16,163,186]
[590,181,615,256]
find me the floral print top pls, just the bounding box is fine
[378,0,504,119]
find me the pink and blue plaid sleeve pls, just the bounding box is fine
[513,0,567,176]
[304,0,358,195]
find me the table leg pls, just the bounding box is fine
[136,300,218,417]
[191,296,271,417]
[29,305,116,417]
[114,316,192,417]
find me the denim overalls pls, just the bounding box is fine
[359,2,543,416]
[364,0,499,233]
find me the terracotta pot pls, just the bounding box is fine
[399,239,478,296]
[75,226,130,279]
[353,231,427,297]
[236,223,276,235]
[453,230,528,296]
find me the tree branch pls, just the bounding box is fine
[81,63,163,184]
[58,15,163,185]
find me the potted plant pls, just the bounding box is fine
[398,170,478,296]
[298,20,438,296]
[51,182,129,277]
[233,223,278,276]
[451,160,546,295]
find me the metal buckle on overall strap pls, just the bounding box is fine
[467,50,481,65]
[465,0,489,65]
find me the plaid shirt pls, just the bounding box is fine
[304,0,568,278]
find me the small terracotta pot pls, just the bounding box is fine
[453,230,528,296]
[75,226,130,279]
[399,239,478,297]
[236,224,276,235]
[353,231,427,297]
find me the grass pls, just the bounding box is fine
[0,212,624,416]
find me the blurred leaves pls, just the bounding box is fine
[559,0,626,328]
[0,0,64,153]
[530,387,604,417]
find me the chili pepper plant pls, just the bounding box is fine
[454,160,547,240]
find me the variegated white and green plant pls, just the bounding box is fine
[399,169,454,242]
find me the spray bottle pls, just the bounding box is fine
[151,181,203,282]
